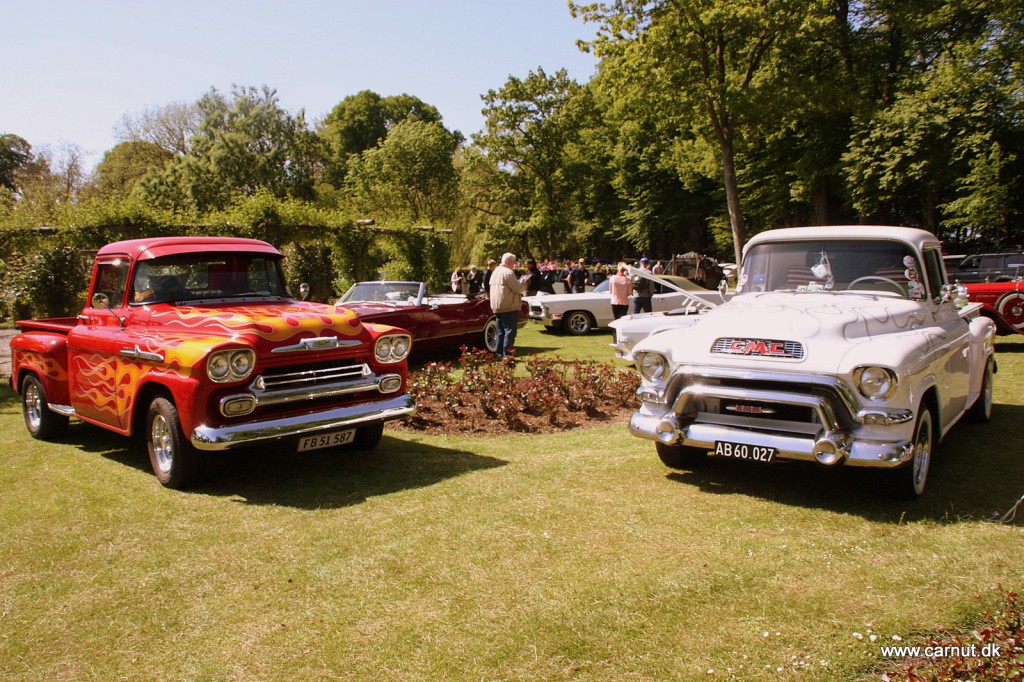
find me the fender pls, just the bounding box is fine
[10,332,71,405]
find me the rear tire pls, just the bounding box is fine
[965,357,994,423]
[21,374,68,440]
[996,291,1024,331]
[146,396,199,489]
[483,317,499,354]
[885,406,933,499]
[655,442,708,470]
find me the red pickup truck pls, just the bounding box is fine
[9,236,417,488]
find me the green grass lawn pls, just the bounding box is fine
[1,325,1022,681]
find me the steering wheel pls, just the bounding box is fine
[846,276,906,297]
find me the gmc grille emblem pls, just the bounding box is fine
[711,338,805,359]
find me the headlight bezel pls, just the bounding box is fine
[854,366,898,402]
[374,333,412,364]
[207,348,257,384]
[636,351,669,383]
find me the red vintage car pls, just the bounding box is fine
[966,274,1024,335]
[964,259,1024,335]
[335,281,528,355]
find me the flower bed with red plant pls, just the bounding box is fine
[397,347,640,435]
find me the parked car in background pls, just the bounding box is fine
[526,269,728,335]
[965,265,1024,334]
[946,251,1024,282]
[336,281,527,355]
[609,307,709,362]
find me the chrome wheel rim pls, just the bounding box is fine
[24,382,42,431]
[151,414,174,476]
[568,313,589,334]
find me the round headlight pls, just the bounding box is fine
[375,337,393,363]
[391,335,411,360]
[230,350,253,379]
[638,352,668,382]
[208,354,230,381]
[856,366,896,400]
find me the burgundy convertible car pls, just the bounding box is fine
[335,281,528,355]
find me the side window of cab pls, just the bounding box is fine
[91,258,130,308]
[922,248,945,300]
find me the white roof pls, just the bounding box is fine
[743,226,941,258]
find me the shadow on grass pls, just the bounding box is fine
[0,384,19,411]
[995,337,1024,353]
[664,402,1024,524]
[60,424,507,509]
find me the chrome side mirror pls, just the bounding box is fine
[299,283,310,300]
[717,279,729,299]
[91,293,110,309]
[940,283,959,304]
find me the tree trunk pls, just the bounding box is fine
[719,133,746,265]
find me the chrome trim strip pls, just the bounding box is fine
[271,337,363,353]
[47,403,76,417]
[118,345,164,362]
[666,366,862,422]
[191,394,417,451]
[250,370,388,407]
[670,383,843,433]
[857,408,914,425]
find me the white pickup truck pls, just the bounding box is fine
[627,226,997,497]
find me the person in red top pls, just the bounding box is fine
[608,262,634,319]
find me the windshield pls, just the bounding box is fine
[131,253,289,304]
[737,239,925,299]
[339,282,423,304]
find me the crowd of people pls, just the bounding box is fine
[449,255,667,357]
[451,257,667,299]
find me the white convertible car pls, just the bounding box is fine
[525,268,727,335]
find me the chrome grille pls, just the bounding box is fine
[711,338,805,359]
[258,360,370,391]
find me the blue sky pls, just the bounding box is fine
[1,0,598,169]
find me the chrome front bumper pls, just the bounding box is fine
[629,381,916,468]
[191,394,417,451]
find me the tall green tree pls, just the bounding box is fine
[319,91,444,186]
[471,67,587,257]
[573,0,833,263]
[345,119,461,225]
[1,133,32,194]
[86,141,173,200]
[137,85,325,213]
[841,1,1024,245]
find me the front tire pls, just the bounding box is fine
[655,442,708,470]
[351,422,384,450]
[21,374,68,440]
[886,406,933,499]
[146,396,199,489]
[564,311,593,335]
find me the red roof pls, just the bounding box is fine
[96,236,281,261]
